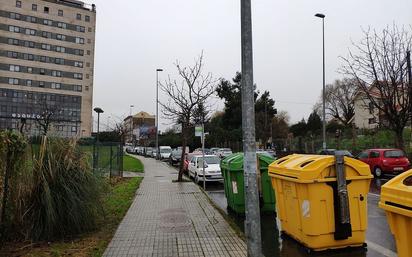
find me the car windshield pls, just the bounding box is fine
[384,150,405,158]
[222,148,232,152]
[198,156,220,164]
[160,149,171,153]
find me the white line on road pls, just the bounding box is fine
[366,240,397,257]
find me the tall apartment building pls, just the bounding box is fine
[0,0,96,137]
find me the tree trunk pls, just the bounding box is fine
[178,126,188,182]
[351,123,356,151]
[395,129,404,150]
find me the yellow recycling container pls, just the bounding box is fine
[379,170,412,257]
[268,154,373,251]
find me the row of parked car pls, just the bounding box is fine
[319,148,410,178]
[127,144,410,179]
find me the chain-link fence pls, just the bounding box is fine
[79,141,123,177]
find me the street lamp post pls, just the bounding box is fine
[315,13,326,150]
[156,68,163,160]
[241,0,262,256]
[129,105,134,144]
[94,107,104,172]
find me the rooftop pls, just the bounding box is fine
[41,0,96,12]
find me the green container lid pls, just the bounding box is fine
[220,152,275,172]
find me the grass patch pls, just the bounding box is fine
[123,155,144,172]
[1,177,143,257]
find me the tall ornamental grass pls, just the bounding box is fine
[0,134,105,241]
[26,137,104,240]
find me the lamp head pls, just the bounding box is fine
[156,69,163,72]
[94,107,104,114]
[315,13,325,18]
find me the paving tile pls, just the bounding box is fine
[103,157,247,257]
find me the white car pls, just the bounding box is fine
[159,146,172,159]
[188,155,223,184]
[216,148,233,158]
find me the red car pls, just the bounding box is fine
[357,149,410,177]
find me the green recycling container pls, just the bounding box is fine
[220,153,276,214]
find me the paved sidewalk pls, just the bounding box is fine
[103,157,247,257]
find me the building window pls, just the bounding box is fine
[368,102,374,114]
[87,39,91,44]
[85,15,90,22]
[9,78,19,85]
[87,50,91,55]
[26,80,32,86]
[75,37,84,44]
[16,1,21,8]
[76,13,81,20]
[10,65,20,72]
[10,13,21,20]
[85,86,89,91]
[25,29,36,35]
[9,25,20,33]
[27,67,32,73]
[32,4,37,11]
[86,62,90,67]
[58,10,63,16]
[40,68,45,75]
[86,74,90,79]
[39,81,45,88]
[43,19,52,26]
[88,27,92,32]
[56,34,66,40]
[51,82,61,89]
[44,7,49,14]
[26,16,36,23]
[74,61,83,68]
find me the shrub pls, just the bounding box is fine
[25,137,105,240]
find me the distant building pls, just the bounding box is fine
[0,0,96,137]
[123,111,155,144]
[353,85,403,129]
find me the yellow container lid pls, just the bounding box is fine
[268,154,372,183]
[379,169,412,214]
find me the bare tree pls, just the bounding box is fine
[325,78,357,125]
[340,25,412,148]
[35,97,61,136]
[159,52,217,181]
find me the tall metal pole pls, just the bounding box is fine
[407,50,412,148]
[322,17,326,150]
[202,122,206,190]
[241,1,262,256]
[156,69,163,159]
[315,13,326,149]
[96,112,100,171]
[129,105,134,144]
[156,70,159,159]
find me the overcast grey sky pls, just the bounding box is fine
[89,0,412,131]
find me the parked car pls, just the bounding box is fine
[216,148,233,158]
[210,147,220,155]
[187,155,223,184]
[357,148,410,177]
[159,146,172,159]
[145,147,154,157]
[318,149,354,158]
[256,150,275,159]
[169,148,182,165]
[265,149,277,158]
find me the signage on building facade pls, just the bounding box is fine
[11,113,42,119]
